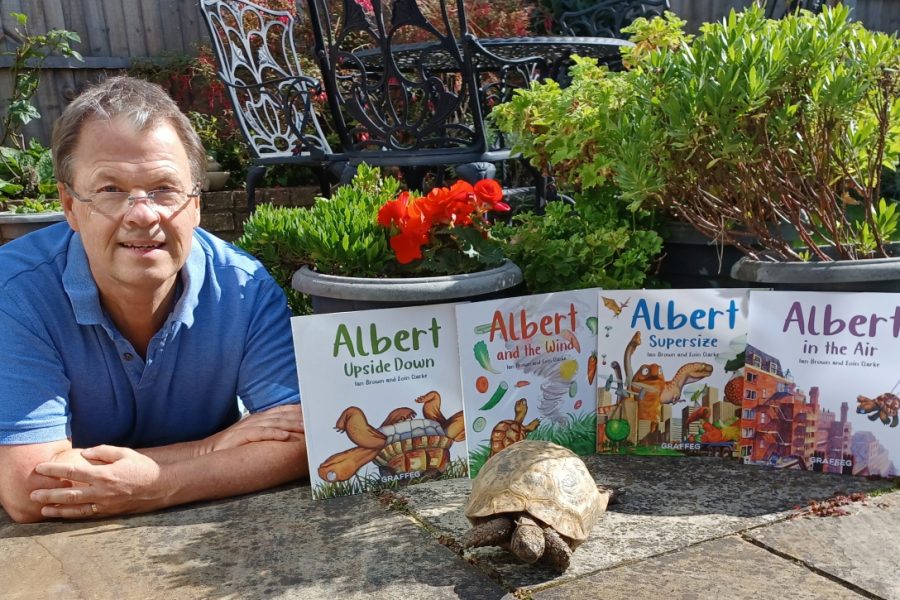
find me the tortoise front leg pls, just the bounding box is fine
[318,446,380,482]
[509,516,545,564]
[462,515,514,548]
[541,527,573,572]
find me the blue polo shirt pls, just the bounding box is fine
[0,223,300,448]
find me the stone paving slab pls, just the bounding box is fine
[528,536,868,600]
[0,484,507,600]
[746,491,900,600]
[396,455,895,592]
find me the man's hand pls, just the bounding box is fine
[30,446,166,519]
[8,405,308,522]
[198,404,305,456]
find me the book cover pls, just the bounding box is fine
[742,291,899,477]
[455,289,600,477]
[595,289,752,457]
[291,304,468,499]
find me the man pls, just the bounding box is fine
[0,77,308,524]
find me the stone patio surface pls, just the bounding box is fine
[1,455,897,599]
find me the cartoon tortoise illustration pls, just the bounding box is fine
[318,390,465,482]
[489,398,541,457]
[857,392,900,427]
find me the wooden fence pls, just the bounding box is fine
[2,0,900,144]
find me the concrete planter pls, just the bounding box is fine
[0,210,66,243]
[730,245,900,292]
[292,260,524,314]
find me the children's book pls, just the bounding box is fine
[291,303,468,499]
[455,289,600,477]
[742,291,899,477]
[595,289,752,457]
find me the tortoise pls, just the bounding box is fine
[318,390,465,482]
[489,397,540,456]
[462,440,614,572]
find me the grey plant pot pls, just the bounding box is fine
[292,260,524,314]
[0,211,66,243]
[657,222,747,289]
[730,246,900,292]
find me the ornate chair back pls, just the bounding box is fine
[304,0,510,188]
[199,0,340,208]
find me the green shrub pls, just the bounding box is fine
[495,188,663,293]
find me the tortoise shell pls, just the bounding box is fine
[374,418,451,476]
[490,420,528,453]
[465,440,607,543]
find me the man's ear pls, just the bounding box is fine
[58,182,81,232]
[192,193,201,228]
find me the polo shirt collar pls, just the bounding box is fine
[62,231,206,329]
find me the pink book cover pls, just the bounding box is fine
[742,291,899,477]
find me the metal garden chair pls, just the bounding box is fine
[303,0,545,193]
[199,0,344,212]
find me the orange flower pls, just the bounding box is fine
[474,179,509,212]
[377,178,509,268]
[377,192,409,227]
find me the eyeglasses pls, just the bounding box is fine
[65,183,200,217]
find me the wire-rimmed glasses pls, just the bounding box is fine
[65,183,200,217]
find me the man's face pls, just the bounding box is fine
[60,118,200,299]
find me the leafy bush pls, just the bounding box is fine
[0,140,56,204]
[495,188,663,293]
[496,7,900,262]
[1,12,81,149]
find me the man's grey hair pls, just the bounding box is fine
[52,76,206,187]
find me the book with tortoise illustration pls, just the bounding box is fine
[291,303,468,499]
[742,291,899,477]
[595,289,752,457]
[455,288,601,478]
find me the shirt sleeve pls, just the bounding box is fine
[236,276,301,412]
[0,304,71,444]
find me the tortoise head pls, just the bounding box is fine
[514,398,528,421]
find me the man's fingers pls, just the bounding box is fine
[81,444,126,463]
[237,414,304,433]
[31,485,88,505]
[41,502,98,519]
[238,427,304,444]
[259,404,301,415]
[34,461,89,482]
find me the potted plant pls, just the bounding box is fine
[0,12,80,243]
[492,5,900,291]
[237,164,523,314]
[0,140,65,243]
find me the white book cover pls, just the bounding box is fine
[595,289,752,457]
[742,291,899,477]
[455,289,600,477]
[291,304,468,499]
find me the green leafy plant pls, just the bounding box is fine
[187,111,249,189]
[495,188,663,293]
[493,6,900,262]
[0,140,57,205]
[11,196,62,214]
[1,12,82,150]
